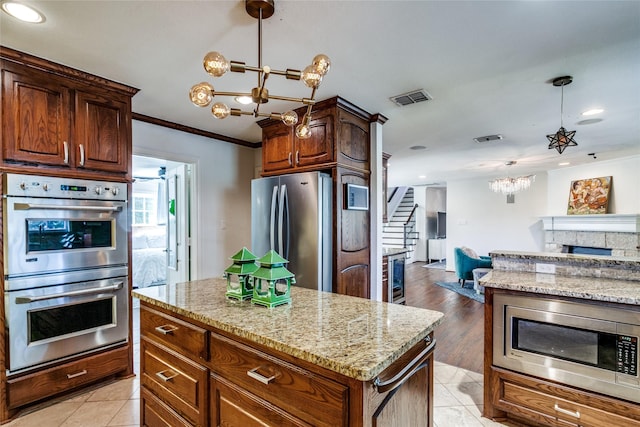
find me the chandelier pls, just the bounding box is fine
[546,76,577,154]
[489,161,536,195]
[189,0,330,139]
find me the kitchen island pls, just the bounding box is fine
[133,278,443,426]
[481,251,640,427]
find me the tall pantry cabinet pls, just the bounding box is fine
[0,46,138,424]
[259,96,384,299]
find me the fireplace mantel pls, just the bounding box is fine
[541,214,640,233]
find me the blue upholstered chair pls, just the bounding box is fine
[454,247,492,287]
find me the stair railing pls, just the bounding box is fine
[403,203,418,248]
[387,186,409,221]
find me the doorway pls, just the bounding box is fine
[131,155,194,289]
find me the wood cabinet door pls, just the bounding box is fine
[262,125,294,173]
[2,68,72,167]
[294,110,334,167]
[210,373,311,427]
[75,90,129,174]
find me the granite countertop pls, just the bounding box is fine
[382,247,409,256]
[133,278,444,382]
[480,270,640,305]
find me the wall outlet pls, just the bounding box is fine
[535,263,556,274]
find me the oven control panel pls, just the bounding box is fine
[3,173,127,201]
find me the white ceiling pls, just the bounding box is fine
[2,1,639,187]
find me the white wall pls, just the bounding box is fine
[444,173,548,270]
[133,120,255,280]
[547,155,640,215]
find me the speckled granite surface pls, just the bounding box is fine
[133,278,443,381]
[382,247,409,256]
[480,270,640,305]
[489,250,640,280]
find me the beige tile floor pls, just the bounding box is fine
[6,308,512,427]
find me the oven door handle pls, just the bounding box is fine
[13,203,122,212]
[15,282,124,304]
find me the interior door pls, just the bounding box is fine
[165,164,190,285]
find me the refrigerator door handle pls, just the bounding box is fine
[278,184,289,258]
[270,185,279,251]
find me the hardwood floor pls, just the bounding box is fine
[404,261,484,373]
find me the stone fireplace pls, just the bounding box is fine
[542,214,640,258]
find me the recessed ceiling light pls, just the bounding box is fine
[418,175,426,179]
[1,1,45,23]
[582,108,604,116]
[235,95,252,105]
[558,162,570,166]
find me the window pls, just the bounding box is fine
[133,194,157,225]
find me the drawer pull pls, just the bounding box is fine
[155,324,178,335]
[554,403,580,419]
[247,367,276,385]
[66,369,87,379]
[156,369,178,382]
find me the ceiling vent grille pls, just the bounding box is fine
[390,89,432,107]
[473,134,504,143]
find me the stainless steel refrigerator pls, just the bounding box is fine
[251,171,332,293]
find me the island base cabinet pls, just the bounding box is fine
[141,388,193,427]
[488,367,640,427]
[210,374,311,427]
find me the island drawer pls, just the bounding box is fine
[141,387,192,427]
[141,338,208,426]
[494,369,640,427]
[209,332,348,427]
[141,306,209,361]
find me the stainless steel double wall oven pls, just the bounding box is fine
[3,173,129,374]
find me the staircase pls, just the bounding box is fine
[383,187,419,260]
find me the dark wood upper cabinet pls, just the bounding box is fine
[1,47,138,179]
[2,67,72,167]
[75,90,129,174]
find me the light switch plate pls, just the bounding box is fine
[535,263,556,274]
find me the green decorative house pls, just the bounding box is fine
[251,250,295,308]
[223,247,259,300]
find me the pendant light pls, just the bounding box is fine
[546,76,578,154]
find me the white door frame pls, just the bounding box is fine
[133,150,199,282]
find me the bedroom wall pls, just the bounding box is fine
[133,120,255,280]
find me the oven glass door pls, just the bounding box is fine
[4,197,128,278]
[6,274,128,374]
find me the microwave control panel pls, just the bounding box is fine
[617,335,638,376]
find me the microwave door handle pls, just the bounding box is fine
[13,203,122,212]
[15,282,124,304]
[270,185,278,251]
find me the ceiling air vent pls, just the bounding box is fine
[390,89,433,107]
[473,134,504,143]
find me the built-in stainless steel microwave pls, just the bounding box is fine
[493,293,640,404]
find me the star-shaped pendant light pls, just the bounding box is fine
[546,76,578,154]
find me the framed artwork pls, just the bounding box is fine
[567,176,612,215]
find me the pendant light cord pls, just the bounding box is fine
[560,83,565,128]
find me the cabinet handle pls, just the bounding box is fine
[66,369,87,379]
[156,369,178,382]
[295,150,299,165]
[63,141,69,165]
[79,144,85,166]
[288,152,292,166]
[247,367,276,385]
[554,403,580,419]
[155,324,178,335]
